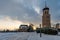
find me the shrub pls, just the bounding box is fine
[36,28,58,35]
[36,28,44,33]
[57,29,60,32]
[44,28,58,35]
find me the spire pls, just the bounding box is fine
[45,0,47,8]
[43,0,49,10]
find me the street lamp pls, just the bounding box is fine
[40,24,42,37]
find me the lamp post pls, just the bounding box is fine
[40,24,42,37]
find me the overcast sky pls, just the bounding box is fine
[0,0,60,30]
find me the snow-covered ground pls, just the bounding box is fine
[0,32,60,40]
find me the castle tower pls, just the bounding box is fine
[42,1,51,28]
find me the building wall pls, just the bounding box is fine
[42,8,51,28]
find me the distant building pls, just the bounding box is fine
[19,25,29,32]
[56,23,60,29]
[42,2,51,28]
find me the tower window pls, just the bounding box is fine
[44,10,49,14]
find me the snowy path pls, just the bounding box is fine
[0,32,60,40]
[0,32,30,40]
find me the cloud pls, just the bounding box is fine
[1,0,60,28]
[33,6,40,14]
[0,16,24,30]
[0,0,43,27]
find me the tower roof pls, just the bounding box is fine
[43,7,49,10]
